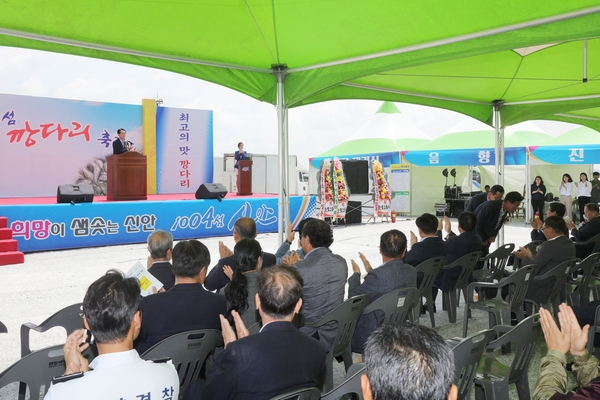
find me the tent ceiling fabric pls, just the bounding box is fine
[2,0,600,120]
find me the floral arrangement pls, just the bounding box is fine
[319,159,334,218]
[333,157,349,218]
[372,160,391,216]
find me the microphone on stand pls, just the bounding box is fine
[126,140,134,147]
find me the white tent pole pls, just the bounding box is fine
[493,102,505,247]
[274,65,289,245]
[526,147,531,223]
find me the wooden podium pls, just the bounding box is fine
[107,152,147,201]
[237,160,253,195]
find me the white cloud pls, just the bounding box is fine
[20,77,44,96]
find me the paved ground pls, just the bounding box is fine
[0,216,560,398]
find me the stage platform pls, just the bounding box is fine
[0,194,317,253]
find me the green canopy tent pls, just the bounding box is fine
[3,1,600,238]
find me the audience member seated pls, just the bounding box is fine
[204,217,276,291]
[196,266,326,400]
[465,184,505,213]
[44,270,179,400]
[513,216,576,306]
[274,218,313,264]
[433,212,482,301]
[475,191,523,256]
[146,230,175,291]
[404,213,448,268]
[348,229,417,355]
[283,218,347,352]
[361,323,458,400]
[222,238,263,328]
[530,202,567,242]
[533,304,600,400]
[566,203,600,260]
[136,240,226,354]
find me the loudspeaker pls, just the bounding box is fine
[57,184,94,203]
[341,160,369,195]
[195,183,228,201]
[345,200,362,224]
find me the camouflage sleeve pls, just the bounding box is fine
[572,352,600,388]
[533,350,568,400]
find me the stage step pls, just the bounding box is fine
[0,228,13,240]
[0,251,25,266]
[0,239,18,252]
[0,217,24,266]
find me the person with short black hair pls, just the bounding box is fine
[530,202,567,241]
[348,230,417,354]
[234,141,247,176]
[404,213,447,268]
[205,217,276,291]
[284,219,347,351]
[361,323,457,400]
[566,202,600,259]
[484,185,490,193]
[433,212,482,301]
[474,191,523,256]
[136,240,226,354]
[44,270,179,400]
[112,128,131,155]
[198,266,326,400]
[465,184,504,213]
[146,230,175,291]
[274,218,315,264]
[514,216,576,305]
[576,173,592,223]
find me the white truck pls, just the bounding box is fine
[214,153,309,195]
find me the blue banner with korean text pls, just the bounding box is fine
[1,196,317,252]
[530,145,600,165]
[310,152,400,169]
[401,147,526,166]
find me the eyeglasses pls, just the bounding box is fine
[541,226,551,231]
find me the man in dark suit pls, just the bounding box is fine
[465,184,504,212]
[433,212,482,300]
[513,216,576,305]
[567,202,600,259]
[198,266,326,400]
[146,230,175,291]
[285,219,347,352]
[112,128,130,155]
[204,217,276,291]
[136,240,226,354]
[404,213,447,268]
[474,191,523,256]
[530,202,566,242]
[348,229,417,354]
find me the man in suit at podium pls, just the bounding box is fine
[113,128,131,155]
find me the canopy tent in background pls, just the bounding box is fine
[4,2,600,241]
[522,126,600,220]
[308,102,429,195]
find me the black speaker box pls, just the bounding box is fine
[57,184,94,203]
[345,200,362,224]
[195,183,228,201]
[341,160,369,195]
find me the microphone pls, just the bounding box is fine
[126,140,134,146]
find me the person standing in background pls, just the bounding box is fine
[591,172,600,206]
[576,173,592,223]
[559,173,573,222]
[531,176,547,222]
[234,142,247,176]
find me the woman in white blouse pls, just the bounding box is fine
[559,173,573,221]
[576,172,592,222]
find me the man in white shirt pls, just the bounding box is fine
[44,270,179,400]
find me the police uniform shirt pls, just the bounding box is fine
[44,350,179,400]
